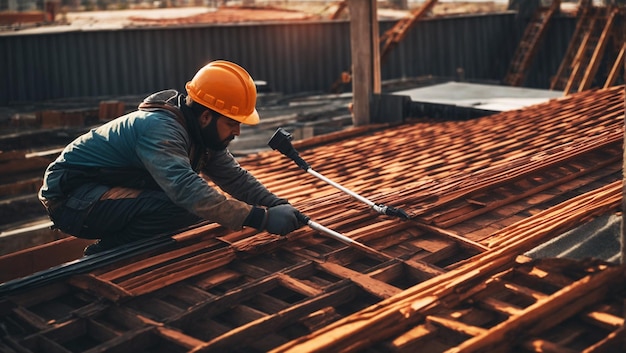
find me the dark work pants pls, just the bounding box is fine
[48,183,203,249]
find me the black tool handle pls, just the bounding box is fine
[384,206,410,220]
[295,211,311,225]
[268,128,310,170]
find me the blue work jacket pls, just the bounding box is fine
[39,90,284,230]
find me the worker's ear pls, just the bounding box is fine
[199,110,213,128]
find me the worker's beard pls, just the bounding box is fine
[202,116,234,151]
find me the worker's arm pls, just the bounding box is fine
[201,149,303,235]
[202,149,288,207]
[136,114,253,230]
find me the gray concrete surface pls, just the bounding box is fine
[393,81,564,113]
[526,213,622,264]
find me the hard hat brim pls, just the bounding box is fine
[240,109,260,125]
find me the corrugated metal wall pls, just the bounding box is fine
[380,13,519,83]
[0,13,577,105]
[525,15,579,88]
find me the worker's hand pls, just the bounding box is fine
[265,204,303,236]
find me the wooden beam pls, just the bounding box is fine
[191,285,356,352]
[522,339,579,353]
[380,0,438,63]
[579,8,618,91]
[157,327,207,350]
[622,13,626,268]
[452,266,623,352]
[270,181,622,352]
[604,43,625,88]
[0,236,91,282]
[319,262,402,299]
[348,0,380,126]
[563,18,597,95]
[426,315,488,337]
[390,324,436,350]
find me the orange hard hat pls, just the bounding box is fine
[185,60,260,125]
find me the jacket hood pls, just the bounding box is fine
[142,89,180,106]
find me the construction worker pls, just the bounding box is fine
[39,60,303,256]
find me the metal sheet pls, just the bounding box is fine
[0,13,580,105]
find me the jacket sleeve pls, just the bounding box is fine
[135,115,252,230]
[202,150,288,207]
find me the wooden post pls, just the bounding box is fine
[348,0,381,127]
[622,19,626,265]
[622,17,626,331]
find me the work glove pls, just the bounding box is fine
[264,204,303,236]
[266,197,290,207]
[243,204,304,236]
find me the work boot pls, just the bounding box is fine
[83,240,111,256]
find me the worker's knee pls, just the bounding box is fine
[48,183,108,238]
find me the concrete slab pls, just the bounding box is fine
[393,81,564,112]
[526,213,621,264]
